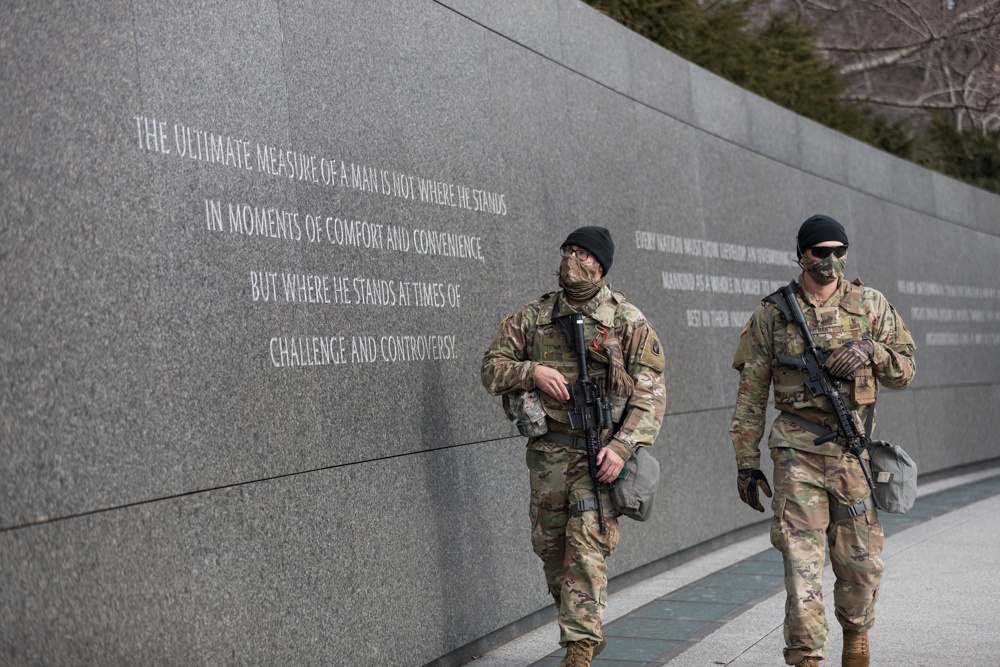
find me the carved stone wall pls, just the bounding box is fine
[2,1,998,664]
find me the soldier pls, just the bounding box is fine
[730,215,916,667]
[481,226,666,667]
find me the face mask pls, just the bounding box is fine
[558,255,603,300]
[800,253,846,286]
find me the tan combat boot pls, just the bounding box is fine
[557,640,597,667]
[842,629,870,667]
[795,658,821,667]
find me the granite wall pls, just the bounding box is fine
[2,1,998,665]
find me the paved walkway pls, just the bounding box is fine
[472,467,1000,666]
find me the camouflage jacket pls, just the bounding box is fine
[481,285,666,461]
[730,276,916,469]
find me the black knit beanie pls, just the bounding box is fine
[562,226,615,275]
[796,214,849,259]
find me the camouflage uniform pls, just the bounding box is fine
[482,284,666,646]
[731,277,915,665]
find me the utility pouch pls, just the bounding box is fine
[851,366,877,405]
[867,440,918,513]
[502,389,548,437]
[610,447,660,521]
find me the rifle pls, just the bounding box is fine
[770,283,876,492]
[565,312,613,534]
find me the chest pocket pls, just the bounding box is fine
[531,321,580,379]
[813,306,876,406]
[531,317,617,425]
[811,307,864,346]
[773,303,875,408]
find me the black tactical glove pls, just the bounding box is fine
[737,468,772,512]
[824,339,875,379]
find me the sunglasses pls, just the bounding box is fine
[561,246,593,261]
[807,245,848,259]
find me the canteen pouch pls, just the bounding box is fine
[610,447,660,521]
[867,440,917,513]
[502,389,548,437]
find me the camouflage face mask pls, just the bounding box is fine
[558,255,604,300]
[800,253,846,286]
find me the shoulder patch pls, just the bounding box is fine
[639,332,665,373]
[733,326,753,369]
[739,313,754,337]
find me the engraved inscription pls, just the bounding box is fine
[899,279,1000,346]
[136,113,495,371]
[136,114,508,215]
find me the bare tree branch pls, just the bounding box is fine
[838,44,928,74]
[841,93,997,113]
[757,0,1000,131]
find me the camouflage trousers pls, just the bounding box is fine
[770,447,884,665]
[526,445,619,647]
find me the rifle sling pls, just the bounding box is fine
[778,411,876,522]
[569,498,598,517]
[568,497,613,518]
[831,496,873,521]
[551,293,617,399]
[551,293,579,353]
[771,281,878,522]
[779,402,875,442]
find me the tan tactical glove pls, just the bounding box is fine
[824,339,875,379]
[737,468,772,512]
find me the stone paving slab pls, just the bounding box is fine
[474,468,1000,667]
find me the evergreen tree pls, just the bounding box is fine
[918,116,1000,194]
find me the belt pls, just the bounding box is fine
[830,496,873,522]
[541,432,589,450]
